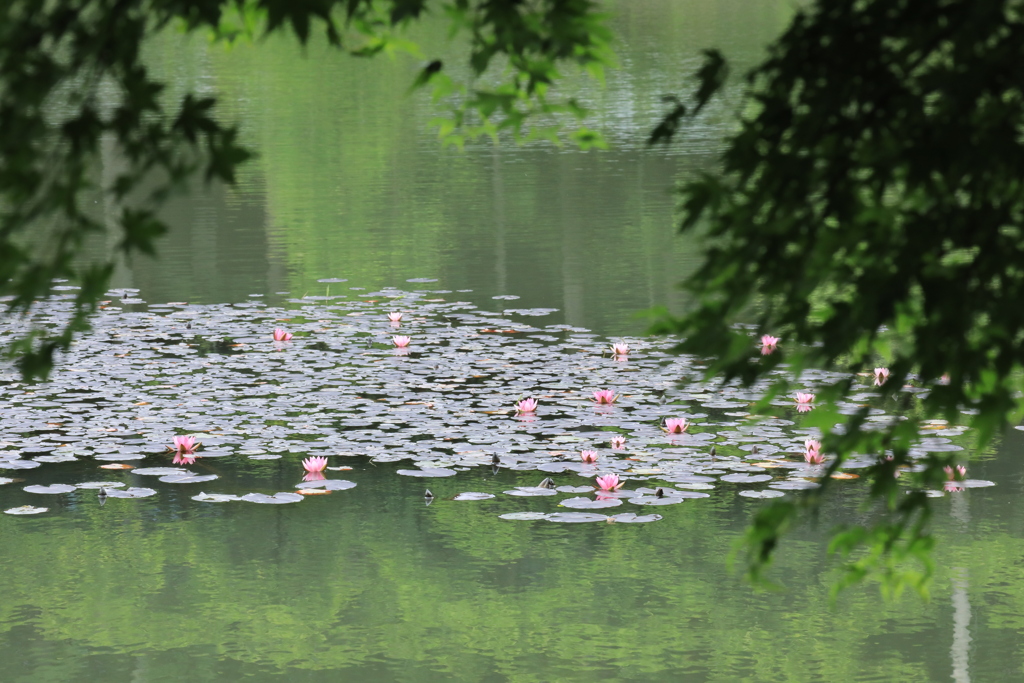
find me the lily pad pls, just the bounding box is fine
[738,489,786,499]
[397,468,457,477]
[192,493,241,502]
[24,484,77,494]
[453,492,495,500]
[608,513,663,523]
[961,479,996,488]
[294,479,357,491]
[499,511,549,520]
[76,481,126,489]
[545,512,611,523]
[504,487,557,496]
[34,454,78,463]
[559,496,622,509]
[132,467,190,476]
[674,482,715,490]
[0,460,40,470]
[241,492,304,504]
[4,506,48,515]
[720,473,773,484]
[160,474,219,484]
[769,480,821,491]
[104,487,157,498]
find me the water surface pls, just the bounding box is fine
[3,2,1024,682]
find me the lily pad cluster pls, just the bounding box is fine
[0,285,992,518]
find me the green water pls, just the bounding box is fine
[4,2,1024,681]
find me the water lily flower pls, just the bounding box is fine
[580,449,598,463]
[273,328,293,342]
[593,389,618,405]
[795,392,815,413]
[611,435,626,449]
[302,456,328,473]
[171,435,199,454]
[611,342,630,356]
[392,335,411,348]
[944,464,967,480]
[662,417,689,434]
[387,312,403,322]
[804,439,824,464]
[873,367,890,386]
[515,397,538,414]
[760,335,780,355]
[595,473,623,491]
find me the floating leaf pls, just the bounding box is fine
[720,473,773,484]
[559,496,621,509]
[397,468,457,477]
[0,460,39,470]
[132,467,189,476]
[241,492,304,504]
[294,479,357,491]
[545,512,611,523]
[504,487,557,496]
[192,493,240,502]
[104,487,157,498]
[607,513,663,523]
[453,492,495,500]
[160,474,219,484]
[738,490,786,499]
[4,506,48,515]
[769,480,820,491]
[499,511,549,520]
[24,484,77,494]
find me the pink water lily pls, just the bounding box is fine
[273,328,293,342]
[611,435,626,449]
[171,435,199,454]
[392,335,411,348]
[944,464,967,480]
[592,389,618,405]
[663,418,689,434]
[595,473,623,491]
[873,367,890,386]
[515,397,538,414]
[611,342,630,356]
[760,335,780,355]
[804,439,824,464]
[580,449,598,463]
[302,456,328,473]
[387,312,403,322]
[795,392,815,413]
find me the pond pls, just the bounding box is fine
[3,2,1024,682]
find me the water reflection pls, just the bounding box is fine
[116,1,794,337]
